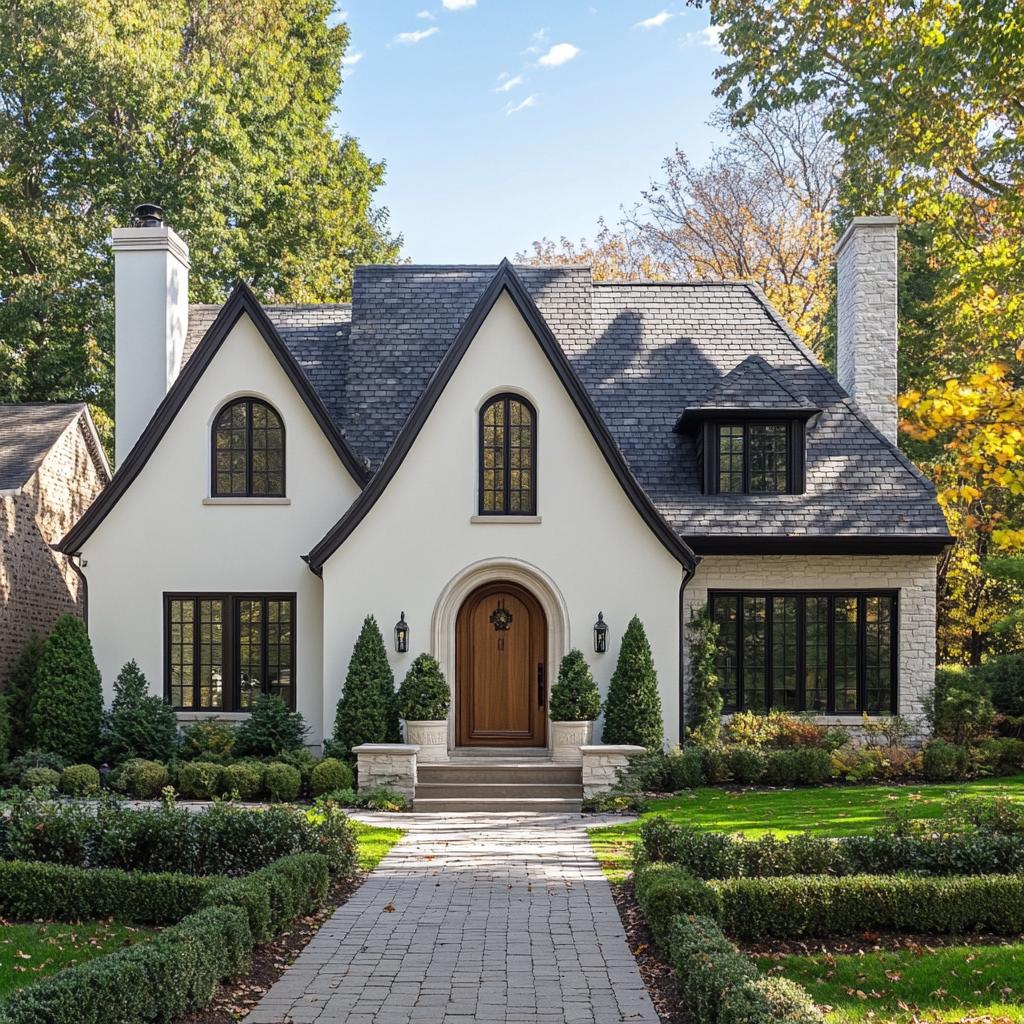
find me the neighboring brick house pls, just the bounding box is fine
[0,404,111,680]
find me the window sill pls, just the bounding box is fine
[202,497,290,506]
[470,515,542,524]
[174,710,251,721]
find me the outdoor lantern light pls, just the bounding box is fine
[594,612,609,653]
[394,612,409,653]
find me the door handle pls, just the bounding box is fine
[537,663,546,706]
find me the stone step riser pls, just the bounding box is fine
[412,798,583,813]
[415,783,583,800]
[417,766,582,785]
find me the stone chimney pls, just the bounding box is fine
[110,204,190,466]
[835,216,899,445]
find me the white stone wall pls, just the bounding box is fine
[683,554,938,730]
[836,216,900,445]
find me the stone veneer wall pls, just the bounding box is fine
[682,554,939,733]
[0,417,107,681]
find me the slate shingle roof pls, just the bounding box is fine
[182,266,949,543]
[0,403,91,492]
[680,353,819,418]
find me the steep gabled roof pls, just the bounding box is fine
[305,261,699,573]
[58,282,368,553]
[0,403,110,493]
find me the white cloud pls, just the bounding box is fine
[391,26,440,44]
[342,50,364,68]
[416,8,435,18]
[522,27,549,55]
[537,42,580,67]
[496,74,525,93]
[683,25,723,51]
[442,0,475,8]
[635,10,673,29]
[506,94,539,115]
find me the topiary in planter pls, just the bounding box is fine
[397,654,450,721]
[549,650,601,722]
[332,616,397,758]
[30,614,103,762]
[178,761,223,800]
[60,764,101,796]
[310,758,354,796]
[104,660,179,764]
[21,766,61,791]
[264,762,302,802]
[234,694,308,757]
[218,762,264,800]
[601,615,664,749]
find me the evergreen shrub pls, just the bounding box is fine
[264,762,302,802]
[3,633,43,756]
[310,758,353,796]
[548,649,601,722]
[179,719,237,762]
[219,762,264,800]
[60,764,100,796]
[601,615,663,749]
[234,694,308,757]
[104,660,178,764]
[20,766,60,791]
[177,761,222,800]
[396,654,451,721]
[109,758,170,798]
[332,615,397,757]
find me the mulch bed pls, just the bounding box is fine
[175,873,363,1024]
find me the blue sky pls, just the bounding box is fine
[332,1,726,263]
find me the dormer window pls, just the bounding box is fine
[479,393,536,515]
[212,398,285,497]
[715,422,792,494]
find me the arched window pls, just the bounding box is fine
[479,393,536,515]
[212,398,285,497]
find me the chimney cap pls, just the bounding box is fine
[132,203,164,228]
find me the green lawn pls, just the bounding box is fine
[352,822,405,871]
[588,774,1024,882]
[758,943,1024,1023]
[0,922,152,998]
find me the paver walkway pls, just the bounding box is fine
[245,813,659,1024]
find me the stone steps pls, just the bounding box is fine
[414,761,583,812]
[412,796,584,814]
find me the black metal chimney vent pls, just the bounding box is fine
[132,203,164,228]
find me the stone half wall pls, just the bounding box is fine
[682,553,939,735]
[0,418,106,681]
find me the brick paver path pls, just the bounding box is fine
[245,813,659,1024]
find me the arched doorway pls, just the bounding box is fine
[455,580,548,747]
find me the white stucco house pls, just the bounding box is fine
[59,208,951,760]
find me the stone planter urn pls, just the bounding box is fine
[403,719,448,763]
[550,720,594,764]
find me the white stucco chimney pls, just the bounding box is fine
[835,215,899,445]
[110,204,190,466]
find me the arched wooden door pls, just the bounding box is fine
[455,581,547,747]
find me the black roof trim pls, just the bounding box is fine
[59,281,369,553]
[685,534,954,556]
[306,260,699,572]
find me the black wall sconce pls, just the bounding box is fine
[394,612,409,653]
[594,612,608,653]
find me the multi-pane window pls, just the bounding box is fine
[212,398,285,497]
[479,394,536,515]
[165,594,294,711]
[714,423,791,494]
[710,591,897,715]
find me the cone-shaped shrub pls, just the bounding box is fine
[686,607,722,744]
[397,654,450,721]
[601,615,663,749]
[235,694,308,757]
[30,614,103,762]
[332,616,395,758]
[549,649,601,722]
[105,660,179,764]
[4,633,43,756]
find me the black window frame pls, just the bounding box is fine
[211,397,286,498]
[708,589,899,716]
[703,419,805,495]
[164,592,297,712]
[477,392,538,516]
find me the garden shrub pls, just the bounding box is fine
[397,653,452,721]
[922,738,969,780]
[977,652,1024,717]
[3,633,43,756]
[727,746,765,784]
[685,607,722,743]
[699,745,729,784]
[633,860,719,945]
[219,762,264,800]
[318,786,410,812]
[109,757,170,798]
[104,660,178,764]
[179,719,237,762]
[1,794,96,863]
[0,693,10,765]
[20,766,61,791]
[310,757,353,796]
[762,748,831,787]
[272,746,320,795]
[547,648,601,723]
[178,760,223,800]
[0,859,218,924]
[0,750,66,787]
[926,665,996,743]
[234,694,308,757]
[0,904,251,1024]
[264,762,302,802]
[660,747,705,791]
[602,615,664,749]
[332,615,399,758]
[29,614,103,762]
[60,763,100,796]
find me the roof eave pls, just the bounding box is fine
[684,534,955,556]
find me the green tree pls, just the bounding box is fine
[685,607,722,744]
[0,0,399,445]
[104,660,179,764]
[3,633,44,756]
[29,614,103,762]
[332,616,395,758]
[601,616,664,749]
[548,649,601,722]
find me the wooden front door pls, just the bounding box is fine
[456,581,547,747]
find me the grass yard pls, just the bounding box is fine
[588,774,1024,881]
[757,943,1024,1023]
[352,822,405,871]
[0,921,153,998]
